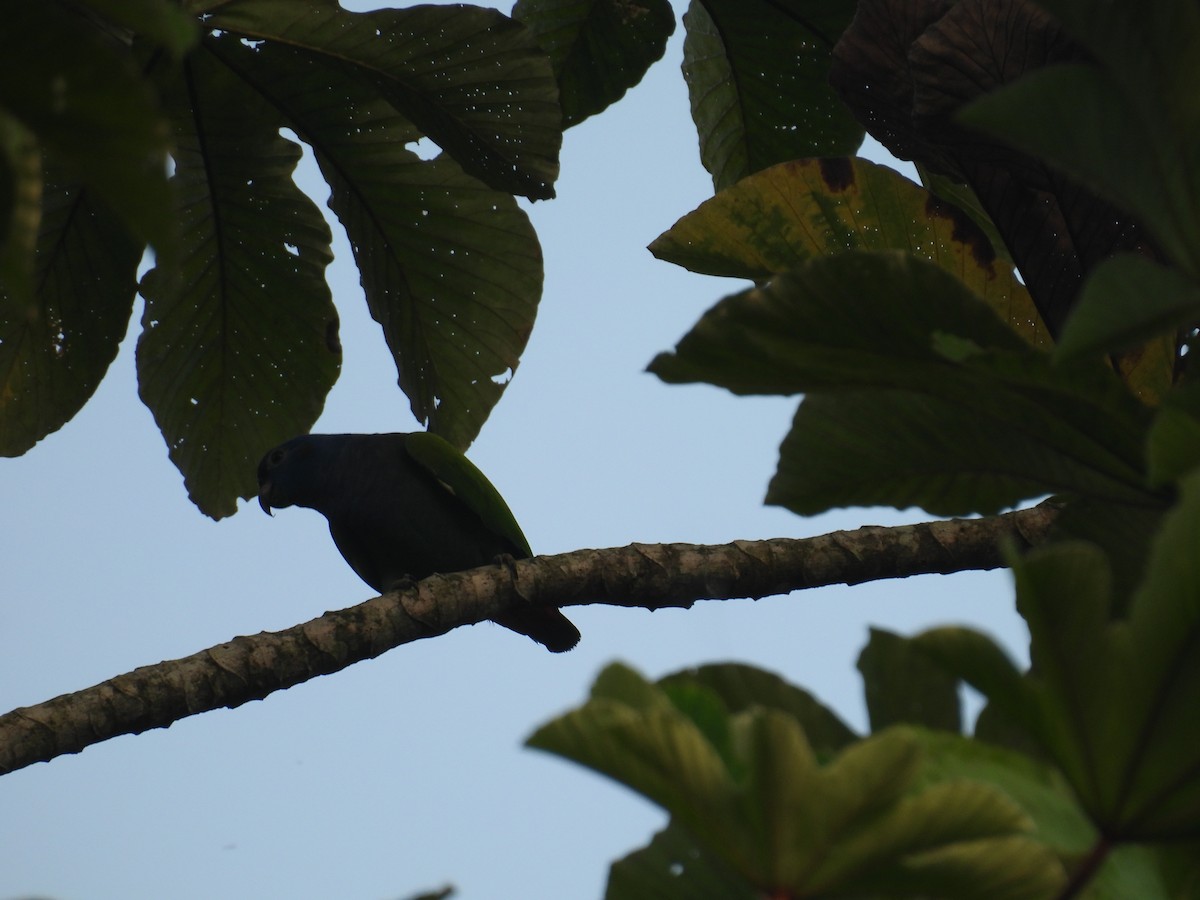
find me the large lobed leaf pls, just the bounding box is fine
[0,172,141,457]
[858,627,962,735]
[0,0,175,270]
[206,0,561,201]
[138,48,339,519]
[961,3,1200,280]
[681,0,863,192]
[651,249,1158,516]
[205,12,546,451]
[830,0,1157,342]
[514,0,676,129]
[531,662,1064,899]
[0,113,41,307]
[917,474,1200,839]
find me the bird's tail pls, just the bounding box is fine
[492,607,580,653]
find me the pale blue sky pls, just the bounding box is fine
[0,4,1028,898]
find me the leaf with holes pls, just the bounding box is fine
[514,0,675,129]
[0,171,141,457]
[681,0,861,192]
[206,0,561,200]
[137,50,339,519]
[205,28,543,449]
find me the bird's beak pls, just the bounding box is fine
[258,484,274,516]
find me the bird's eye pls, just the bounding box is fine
[269,448,286,466]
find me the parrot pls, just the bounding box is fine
[256,432,580,653]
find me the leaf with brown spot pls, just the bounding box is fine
[650,157,1046,346]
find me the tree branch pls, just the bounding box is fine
[0,504,1058,775]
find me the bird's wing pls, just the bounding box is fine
[402,431,534,557]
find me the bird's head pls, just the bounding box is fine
[257,435,325,516]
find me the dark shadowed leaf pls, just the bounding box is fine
[1048,497,1167,615]
[960,4,1200,277]
[650,157,1043,346]
[0,173,140,457]
[650,250,1031,394]
[1055,256,1200,368]
[914,628,1040,750]
[514,0,675,128]
[0,0,174,262]
[0,113,40,308]
[926,490,1200,840]
[1085,843,1200,900]
[605,821,756,900]
[651,251,1155,515]
[76,0,199,55]
[318,149,539,450]
[206,0,561,200]
[769,389,1139,516]
[681,0,862,192]
[137,49,339,519]
[858,627,962,734]
[205,31,542,449]
[831,0,1151,339]
[1147,384,1200,487]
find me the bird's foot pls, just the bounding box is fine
[492,552,520,581]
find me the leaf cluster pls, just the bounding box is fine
[528,0,1200,897]
[0,0,675,516]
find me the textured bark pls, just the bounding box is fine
[0,503,1059,775]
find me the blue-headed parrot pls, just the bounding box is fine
[257,432,580,652]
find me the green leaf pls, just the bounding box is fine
[532,663,1059,898]
[605,821,757,900]
[661,662,857,755]
[0,0,174,261]
[527,663,738,837]
[911,729,1095,857]
[513,0,675,129]
[1147,383,1200,486]
[75,0,199,56]
[681,0,862,192]
[913,628,1040,747]
[995,3,1200,276]
[1049,498,1168,615]
[650,250,1032,395]
[941,493,1200,840]
[770,385,1154,517]
[0,173,141,457]
[858,627,962,734]
[650,250,1155,515]
[1056,256,1200,362]
[1112,475,1200,837]
[960,62,1200,276]
[206,0,561,200]
[205,29,543,449]
[137,50,339,519]
[650,157,1043,346]
[0,112,40,308]
[1085,843,1200,900]
[852,834,1065,900]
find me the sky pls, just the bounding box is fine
[0,3,1030,898]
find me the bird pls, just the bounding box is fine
[256,432,580,653]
